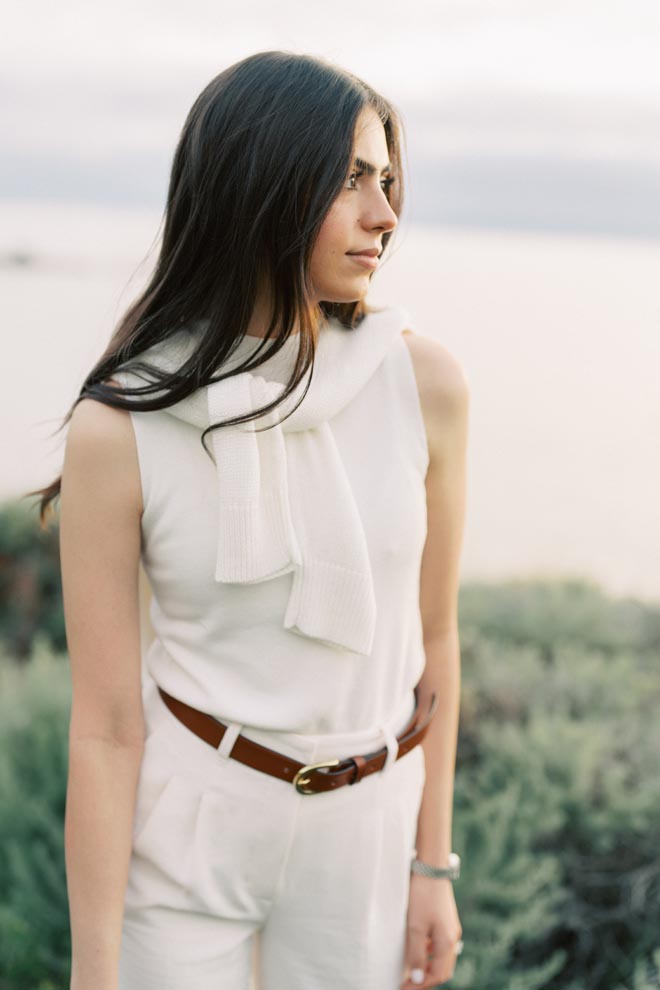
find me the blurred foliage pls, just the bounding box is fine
[0,499,64,661]
[0,641,71,990]
[0,515,659,989]
[458,576,660,662]
[451,580,660,990]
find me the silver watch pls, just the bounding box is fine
[411,851,461,880]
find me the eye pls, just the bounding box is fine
[346,169,397,194]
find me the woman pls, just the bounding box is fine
[34,50,468,990]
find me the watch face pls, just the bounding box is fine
[448,852,461,877]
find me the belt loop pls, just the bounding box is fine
[217,721,243,760]
[379,722,400,773]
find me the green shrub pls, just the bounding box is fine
[0,642,71,990]
[451,578,660,990]
[0,578,659,989]
[0,499,64,661]
[458,576,660,662]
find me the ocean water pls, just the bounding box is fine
[2,200,659,603]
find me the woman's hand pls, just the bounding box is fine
[400,875,463,989]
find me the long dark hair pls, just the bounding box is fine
[26,49,406,526]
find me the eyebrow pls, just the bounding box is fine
[353,156,392,175]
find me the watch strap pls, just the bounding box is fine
[411,851,461,880]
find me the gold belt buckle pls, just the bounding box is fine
[293,758,341,795]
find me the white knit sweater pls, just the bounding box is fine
[114,305,412,656]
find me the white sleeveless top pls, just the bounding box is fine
[126,308,429,734]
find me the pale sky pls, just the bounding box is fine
[3,1,659,596]
[4,0,659,156]
[2,0,659,233]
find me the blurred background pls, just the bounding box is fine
[1,3,660,989]
[2,0,660,601]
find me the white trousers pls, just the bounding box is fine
[118,676,426,990]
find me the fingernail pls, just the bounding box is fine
[411,968,425,984]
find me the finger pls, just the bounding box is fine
[426,953,458,988]
[400,927,432,989]
[400,963,431,989]
[424,928,461,987]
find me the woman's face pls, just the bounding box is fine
[309,105,399,305]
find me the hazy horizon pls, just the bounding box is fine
[3,2,660,239]
[4,3,658,605]
[3,203,658,606]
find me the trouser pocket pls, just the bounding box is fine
[125,717,297,922]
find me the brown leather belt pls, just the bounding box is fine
[158,686,439,795]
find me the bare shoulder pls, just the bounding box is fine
[401,329,470,458]
[63,379,143,518]
[61,380,145,743]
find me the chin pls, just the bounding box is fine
[319,281,370,305]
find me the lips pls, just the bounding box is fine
[346,253,379,270]
[347,248,380,257]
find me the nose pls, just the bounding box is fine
[361,188,398,235]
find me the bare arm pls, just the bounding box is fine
[403,332,469,863]
[399,332,468,989]
[59,391,145,989]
